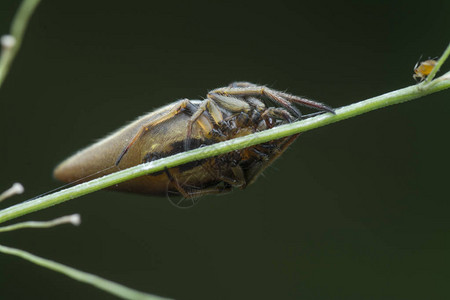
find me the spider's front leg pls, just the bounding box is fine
[210,83,335,117]
[227,81,259,88]
[184,93,253,149]
[163,167,233,209]
[116,99,207,166]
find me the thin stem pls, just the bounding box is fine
[424,42,450,83]
[0,244,170,300]
[0,214,80,233]
[0,0,41,89]
[0,69,449,224]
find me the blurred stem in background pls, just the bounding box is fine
[0,245,169,300]
[0,214,169,300]
[0,0,41,89]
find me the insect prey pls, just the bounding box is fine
[413,58,438,82]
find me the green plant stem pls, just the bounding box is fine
[0,70,449,224]
[0,0,41,88]
[0,244,170,300]
[424,42,450,83]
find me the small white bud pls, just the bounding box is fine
[11,182,24,194]
[69,214,81,226]
[1,35,16,49]
[0,182,25,202]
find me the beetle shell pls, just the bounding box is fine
[53,100,299,196]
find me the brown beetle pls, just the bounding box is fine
[54,82,333,207]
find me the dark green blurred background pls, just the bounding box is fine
[1,1,449,299]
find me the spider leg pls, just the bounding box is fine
[209,85,300,117]
[185,98,223,150]
[116,99,198,166]
[200,162,247,189]
[261,107,296,123]
[277,90,335,113]
[184,93,254,150]
[209,85,335,118]
[228,81,259,88]
[245,134,300,187]
[164,167,233,209]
